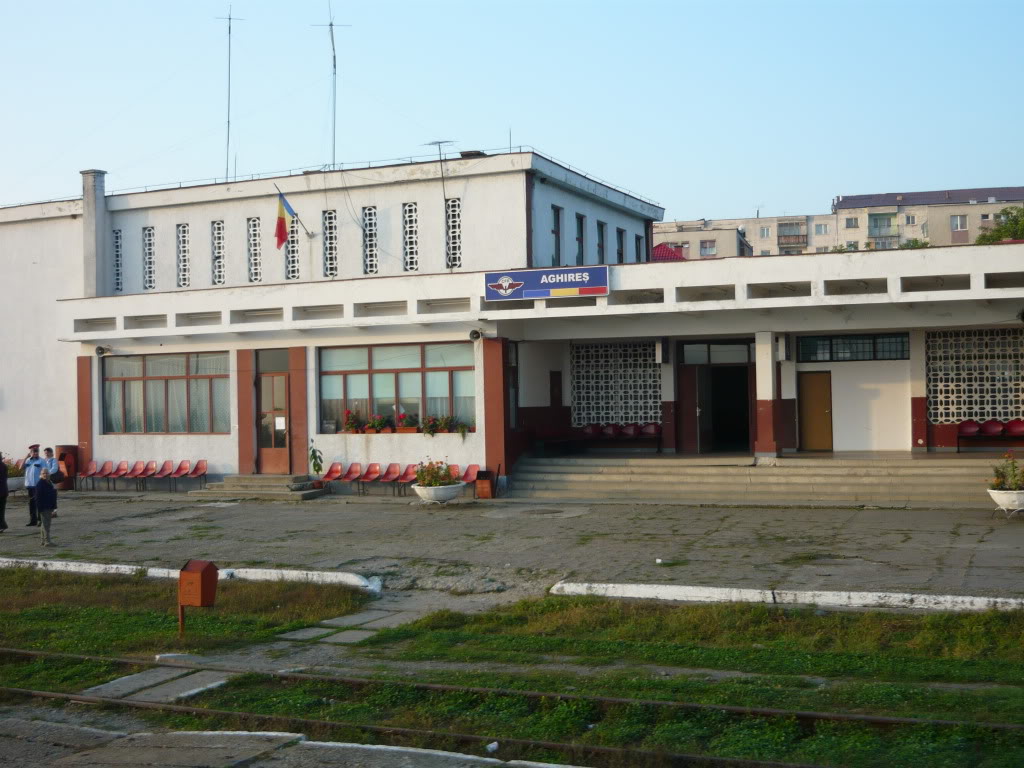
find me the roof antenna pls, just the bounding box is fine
[313,2,351,170]
[424,140,455,201]
[215,6,245,183]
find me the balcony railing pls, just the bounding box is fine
[778,234,808,246]
[868,226,898,237]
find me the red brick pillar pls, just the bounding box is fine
[76,356,93,470]
[482,338,508,477]
[236,350,256,475]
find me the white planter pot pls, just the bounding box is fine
[411,482,465,504]
[989,489,1024,515]
[7,477,25,493]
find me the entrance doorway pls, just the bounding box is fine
[256,349,291,474]
[798,371,833,451]
[702,366,750,451]
[678,339,755,454]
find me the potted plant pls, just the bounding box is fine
[411,458,464,503]
[421,415,441,437]
[309,440,324,488]
[989,452,1024,517]
[343,410,360,434]
[397,413,418,433]
[4,459,25,493]
[437,415,454,433]
[365,414,388,434]
[455,421,470,441]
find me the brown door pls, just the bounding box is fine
[798,371,833,451]
[257,373,290,473]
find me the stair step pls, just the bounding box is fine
[188,488,326,501]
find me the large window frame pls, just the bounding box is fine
[318,343,476,433]
[102,352,230,435]
[797,334,909,363]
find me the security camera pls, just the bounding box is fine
[469,329,483,341]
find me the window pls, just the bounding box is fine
[142,226,156,290]
[445,197,462,268]
[874,237,898,250]
[846,241,858,251]
[211,221,226,286]
[103,352,230,434]
[759,226,770,238]
[926,329,1024,424]
[616,228,625,263]
[905,214,916,226]
[760,249,770,256]
[950,214,968,232]
[285,216,300,280]
[815,247,828,253]
[575,213,585,266]
[797,334,909,363]
[814,223,829,235]
[699,240,717,257]
[362,206,378,274]
[981,213,990,221]
[176,224,190,288]
[635,234,645,262]
[246,217,262,282]
[596,221,607,264]
[551,206,562,266]
[112,229,123,292]
[318,343,475,432]
[322,210,338,277]
[845,217,859,229]
[402,202,418,272]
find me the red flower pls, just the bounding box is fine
[398,413,407,422]
[344,410,352,416]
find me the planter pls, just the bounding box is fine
[989,489,1024,518]
[8,477,25,493]
[363,428,378,434]
[344,429,360,434]
[396,427,418,434]
[411,482,465,504]
[378,427,393,434]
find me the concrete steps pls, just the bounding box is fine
[510,456,993,508]
[189,473,326,502]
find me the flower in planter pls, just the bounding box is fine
[422,415,441,437]
[397,412,419,429]
[415,459,458,487]
[992,451,1024,490]
[366,413,388,431]
[438,415,454,432]
[343,409,359,432]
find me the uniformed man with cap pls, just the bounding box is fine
[23,444,45,527]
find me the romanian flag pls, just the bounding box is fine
[275,193,296,249]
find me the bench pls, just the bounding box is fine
[957,419,1024,452]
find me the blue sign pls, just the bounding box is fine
[484,265,609,301]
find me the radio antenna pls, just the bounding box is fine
[313,2,351,170]
[215,6,245,182]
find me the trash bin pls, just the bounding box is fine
[55,444,77,491]
[476,470,495,499]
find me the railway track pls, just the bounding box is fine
[2,646,1021,767]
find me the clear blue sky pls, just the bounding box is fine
[3,0,1022,219]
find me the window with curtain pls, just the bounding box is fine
[318,343,475,432]
[102,352,230,434]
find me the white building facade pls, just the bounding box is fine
[3,152,1024,484]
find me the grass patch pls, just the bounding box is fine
[357,597,1024,685]
[0,567,366,656]
[0,654,131,692]
[184,673,1024,767]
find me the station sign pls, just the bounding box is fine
[484,265,609,302]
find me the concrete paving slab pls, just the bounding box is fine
[0,736,73,766]
[319,609,394,627]
[0,717,125,748]
[127,671,234,703]
[82,666,193,698]
[52,730,303,767]
[357,611,427,629]
[249,740,586,767]
[276,627,335,641]
[319,629,376,644]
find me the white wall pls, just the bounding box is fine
[0,204,82,460]
[796,360,910,451]
[517,341,567,407]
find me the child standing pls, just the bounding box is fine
[34,469,57,546]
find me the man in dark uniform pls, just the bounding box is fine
[23,444,45,527]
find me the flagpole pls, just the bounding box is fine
[273,184,314,237]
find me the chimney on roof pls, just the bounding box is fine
[896,195,903,202]
[459,150,487,159]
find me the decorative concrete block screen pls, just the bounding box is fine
[570,342,661,427]
[926,328,1024,424]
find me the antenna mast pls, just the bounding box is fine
[215,6,245,182]
[313,3,351,170]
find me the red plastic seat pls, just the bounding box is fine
[461,464,480,484]
[620,424,641,439]
[640,422,662,437]
[357,463,381,494]
[321,462,344,482]
[448,464,461,481]
[136,461,157,490]
[15,459,24,470]
[92,460,114,490]
[125,461,146,479]
[187,459,209,489]
[379,463,401,495]
[1006,419,1024,437]
[601,424,621,439]
[980,420,1005,437]
[77,460,98,490]
[340,463,362,482]
[152,460,174,479]
[397,464,417,496]
[168,460,190,492]
[957,420,981,436]
[582,424,601,438]
[109,461,130,480]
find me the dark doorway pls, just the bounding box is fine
[709,366,749,451]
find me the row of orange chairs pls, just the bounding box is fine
[322,462,480,496]
[78,459,208,492]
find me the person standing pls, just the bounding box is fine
[34,468,57,546]
[0,452,8,533]
[23,444,45,527]
[43,448,60,517]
